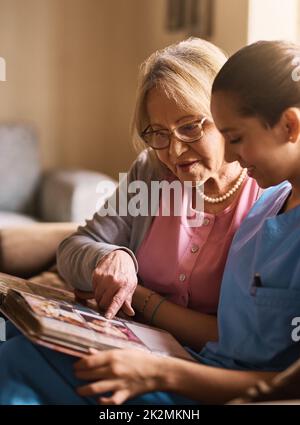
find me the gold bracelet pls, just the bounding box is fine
[139,290,156,314]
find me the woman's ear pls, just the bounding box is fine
[282,108,300,143]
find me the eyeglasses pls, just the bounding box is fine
[140,117,208,150]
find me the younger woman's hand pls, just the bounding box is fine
[74,349,166,405]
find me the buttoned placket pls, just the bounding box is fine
[177,215,215,304]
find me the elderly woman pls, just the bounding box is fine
[57,38,260,352]
[2,39,300,407]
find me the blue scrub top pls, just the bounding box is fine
[195,181,300,371]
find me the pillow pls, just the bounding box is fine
[0,222,78,277]
[0,125,41,214]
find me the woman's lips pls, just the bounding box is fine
[176,160,200,172]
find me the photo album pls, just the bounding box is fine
[0,273,194,361]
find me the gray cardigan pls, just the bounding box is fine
[57,150,161,291]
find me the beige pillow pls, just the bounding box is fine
[0,222,78,277]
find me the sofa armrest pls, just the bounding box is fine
[0,222,78,278]
[38,169,116,223]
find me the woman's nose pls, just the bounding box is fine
[168,135,189,158]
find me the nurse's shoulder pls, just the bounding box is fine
[246,181,291,220]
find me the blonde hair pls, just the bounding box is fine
[131,37,228,156]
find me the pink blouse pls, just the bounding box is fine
[136,177,260,315]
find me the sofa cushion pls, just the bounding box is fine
[0,222,77,277]
[0,212,37,228]
[39,170,116,223]
[0,125,41,214]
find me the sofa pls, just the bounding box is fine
[0,123,117,278]
[0,124,116,227]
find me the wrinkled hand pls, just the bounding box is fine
[74,289,133,320]
[88,250,137,319]
[74,349,165,405]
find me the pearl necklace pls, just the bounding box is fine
[196,168,248,204]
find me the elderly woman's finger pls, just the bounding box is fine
[116,310,130,320]
[105,287,131,319]
[98,282,122,312]
[121,298,135,317]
